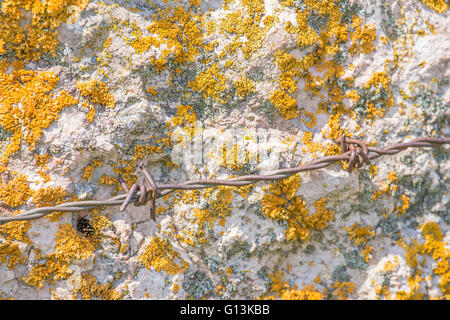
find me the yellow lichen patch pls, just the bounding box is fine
[32,185,68,221]
[0,66,79,171]
[187,64,226,102]
[170,104,198,140]
[375,284,391,300]
[261,175,334,241]
[300,110,317,129]
[394,274,425,300]
[137,236,188,275]
[33,186,68,207]
[193,186,235,243]
[397,222,450,299]
[369,164,378,178]
[383,256,400,273]
[280,285,324,300]
[0,0,89,61]
[73,273,122,300]
[147,86,158,96]
[371,171,399,201]
[362,72,394,120]
[131,143,165,163]
[111,158,138,192]
[330,281,355,300]
[146,5,206,68]
[98,174,117,187]
[82,100,96,123]
[218,2,275,60]
[82,159,103,181]
[344,223,375,247]
[233,76,255,98]
[89,208,112,235]
[23,223,98,288]
[420,222,449,297]
[344,222,375,262]
[261,270,324,300]
[34,153,51,182]
[0,173,32,208]
[419,0,448,13]
[349,22,377,56]
[172,283,180,293]
[0,220,32,269]
[76,79,115,109]
[396,194,410,216]
[269,88,298,120]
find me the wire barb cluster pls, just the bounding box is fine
[0,136,449,225]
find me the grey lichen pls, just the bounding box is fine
[182,270,214,299]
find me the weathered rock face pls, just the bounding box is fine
[0,0,449,300]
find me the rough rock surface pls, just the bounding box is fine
[0,0,449,300]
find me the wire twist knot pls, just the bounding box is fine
[118,162,158,221]
[335,135,371,172]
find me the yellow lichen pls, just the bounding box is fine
[76,79,115,109]
[137,236,187,275]
[187,64,226,102]
[261,270,324,300]
[269,88,298,120]
[261,175,334,241]
[233,76,255,98]
[419,0,448,13]
[82,159,103,181]
[23,223,98,288]
[344,223,375,247]
[0,173,32,208]
[0,220,32,269]
[330,281,355,300]
[397,222,450,299]
[349,22,377,56]
[396,194,410,216]
[74,273,122,300]
[0,0,89,61]
[0,65,78,171]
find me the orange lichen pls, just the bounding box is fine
[261,175,334,241]
[0,0,89,61]
[330,281,355,300]
[0,220,32,269]
[262,270,324,300]
[233,76,255,98]
[137,236,188,275]
[349,22,377,56]
[23,223,98,288]
[74,273,122,300]
[32,185,68,221]
[419,0,448,13]
[396,194,410,216]
[0,173,32,208]
[82,159,103,181]
[188,64,226,102]
[344,223,375,247]
[371,171,399,201]
[82,101,96,123]
[0,65,78,171]
[269,88,298,120]
[397,222,450,299]
[76,79,115,109]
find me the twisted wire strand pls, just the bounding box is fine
[0,136,448,224]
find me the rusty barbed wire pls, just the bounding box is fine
[0,136,449,225]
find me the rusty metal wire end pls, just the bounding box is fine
[334,136,371,172]
[1,136,449,225]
